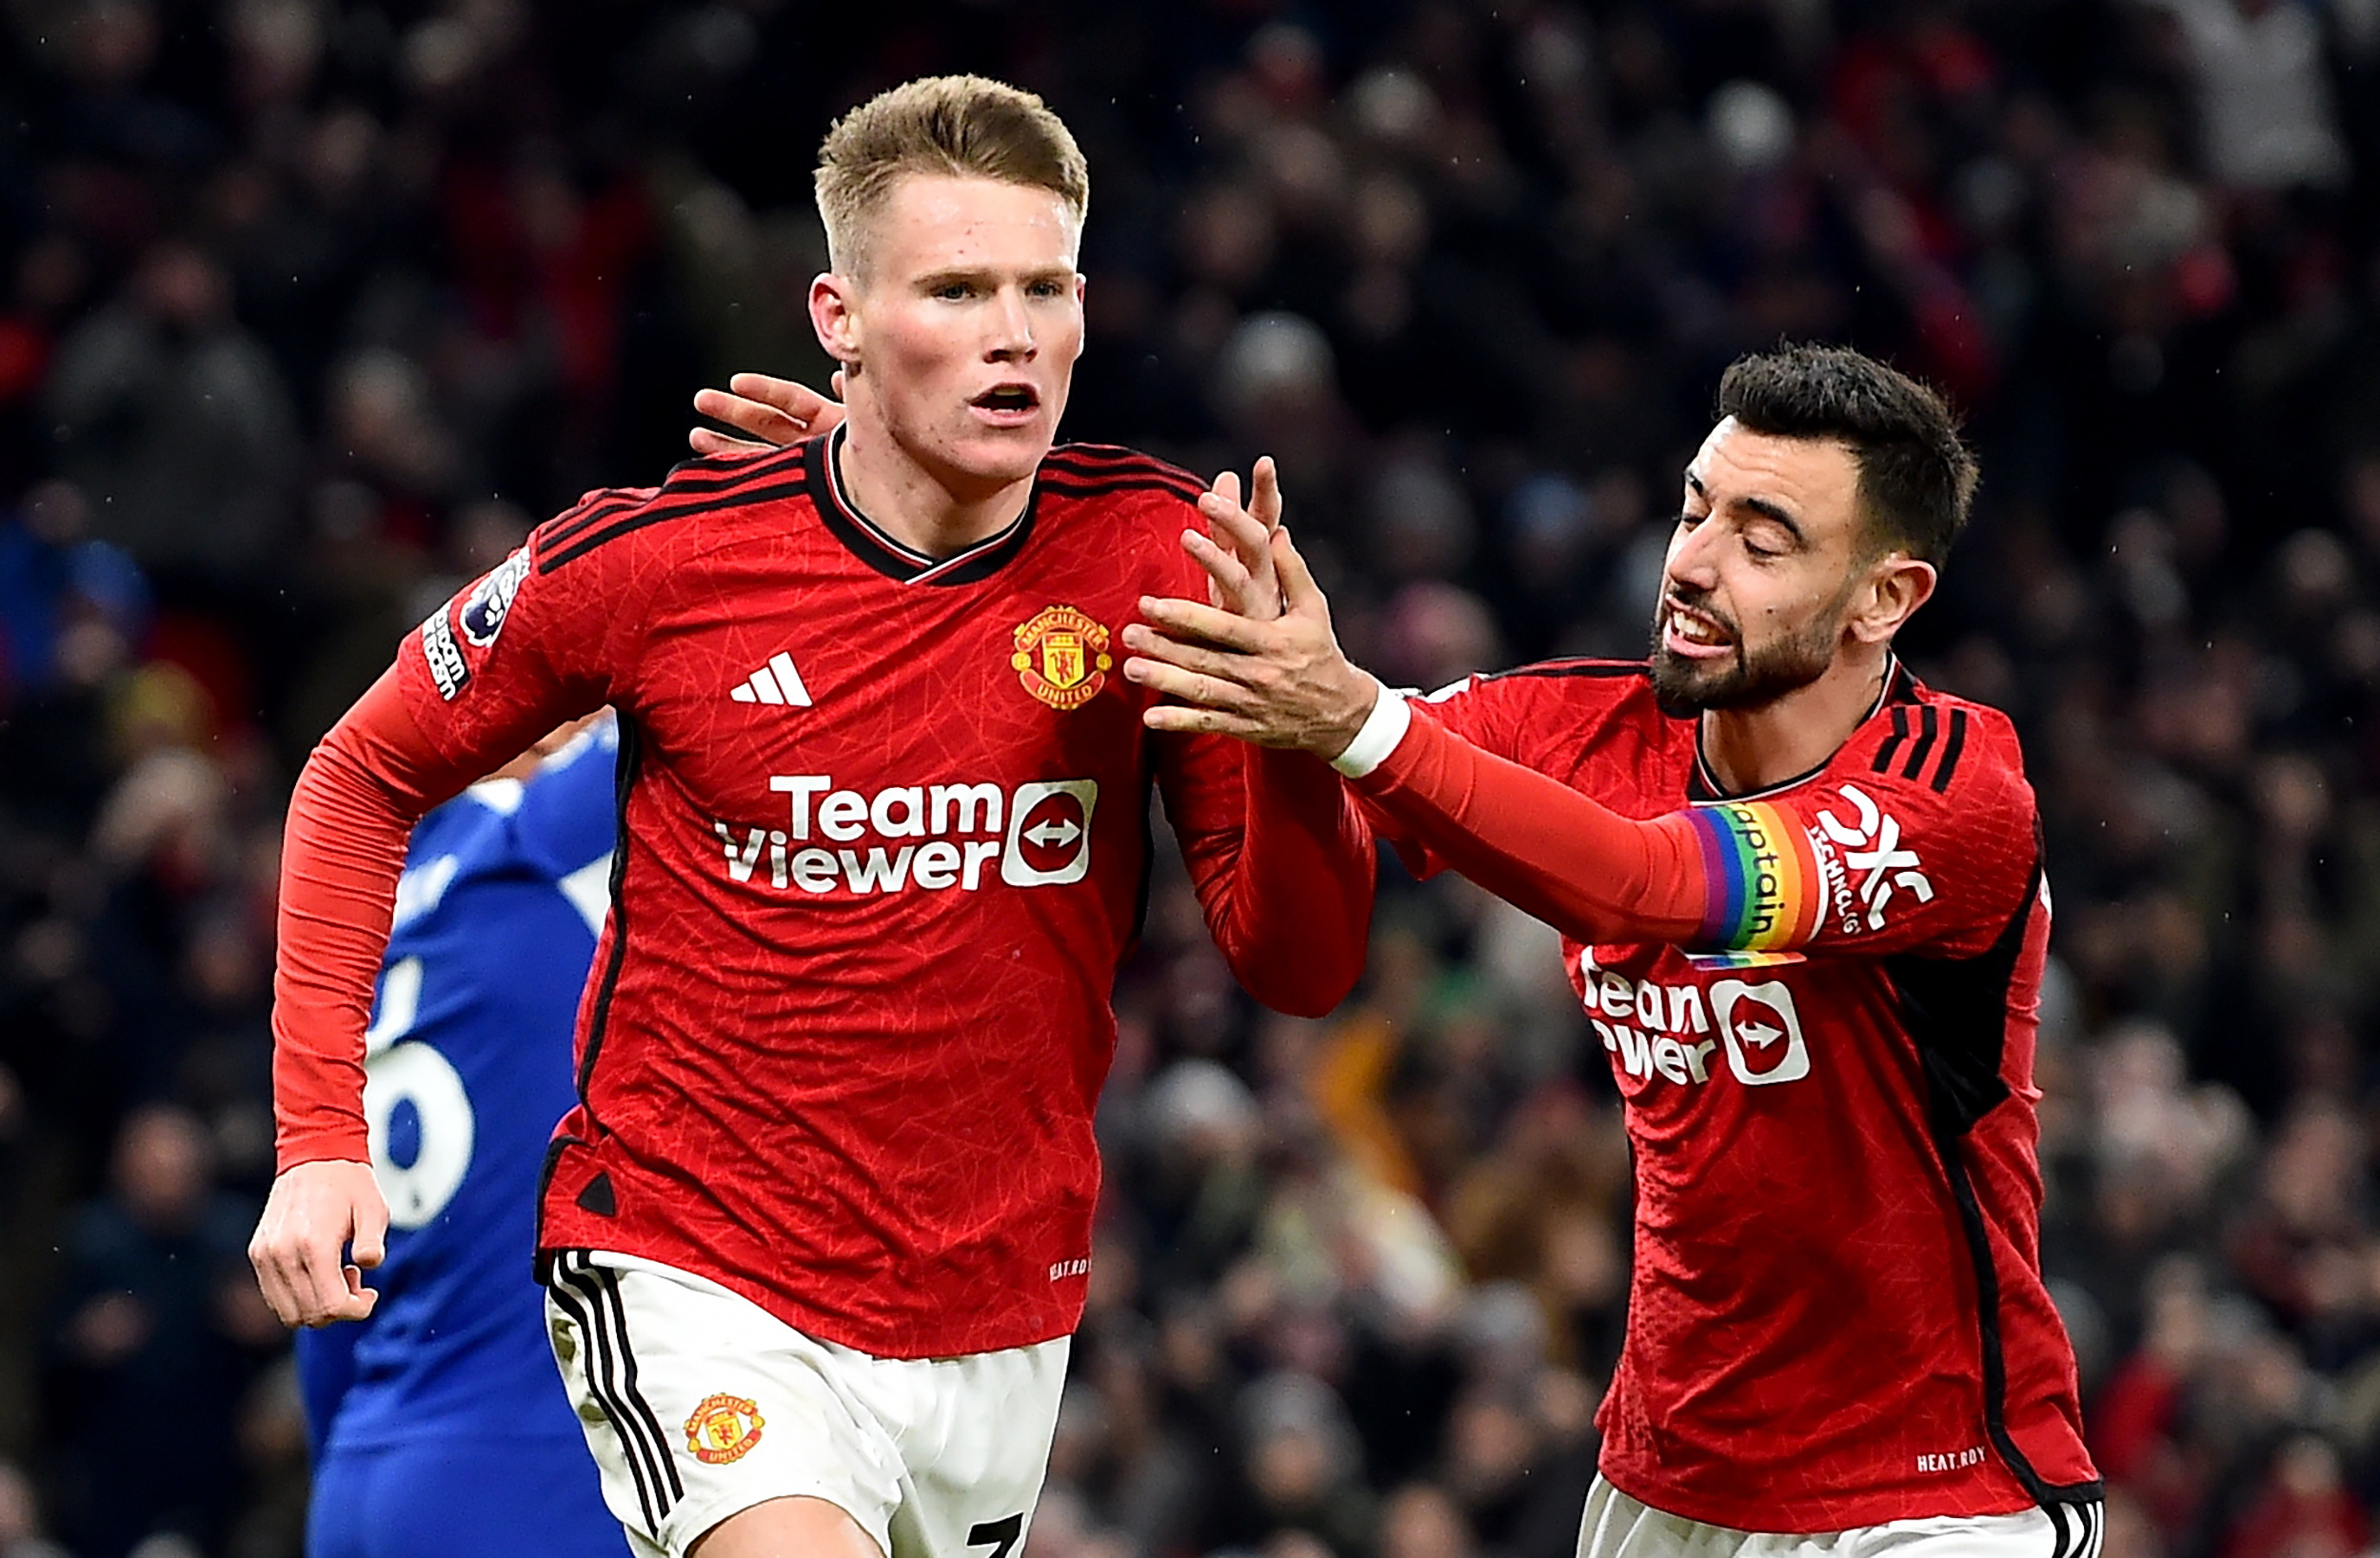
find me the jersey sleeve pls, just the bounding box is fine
[1143,514,1377,1016]
[1674,722,2037,961]
[1345,698,2036,963]
[394,487,666,770]
[273,488,664,1172]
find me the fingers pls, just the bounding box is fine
[1183,528,1259,612]
[1121,622,1259,684]
[1196,492,1273,567]
[1250,456,1282,531]
[1274,526,1329,619]
[687,429,777,459]
[1120,654,1264,716]
[350,1188,388,1271]
[1139,593,1269,653]
[1141,702,1273,739]
[248,1164,385,1329]
[726,372,829,422]
[691,387,809,448]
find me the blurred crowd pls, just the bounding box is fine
[2,0,2379,1555]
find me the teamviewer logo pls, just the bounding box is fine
[1713,979,1811,1086]
[1002,780,1098,886]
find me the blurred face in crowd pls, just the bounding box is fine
[810,173,1085,499]
[1649,417,1933,714]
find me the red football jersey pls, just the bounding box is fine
[1362,660,2096,1531]
[374,432,1373,1358]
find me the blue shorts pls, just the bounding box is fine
[307,1434,627,1558]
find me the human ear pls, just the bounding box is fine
[1852,557,1937,645]
[808,273,863,366]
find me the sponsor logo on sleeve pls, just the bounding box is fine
[457,545,530,647]
[1812,782,1934,934]
[419,608,470,700]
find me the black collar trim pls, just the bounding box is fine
[1687,657,1908,802]
[805,425,1037,585]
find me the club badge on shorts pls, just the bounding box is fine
[1012,605,1111,711]
[684,1392,764,1464]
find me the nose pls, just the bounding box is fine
[1664,518,1722,595]
[986,286,1036,362]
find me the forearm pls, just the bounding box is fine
[1341,698,1707,945]
[272,669,481,1169]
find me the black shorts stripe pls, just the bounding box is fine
[1899,704,1940,781]
[1873,706,1911,773]
[548,1256,671,1531]
[538,480,811,573]
[1931,707,1970,793]
[587,1258,684,1505]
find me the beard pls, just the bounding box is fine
[1648,594,1843,716]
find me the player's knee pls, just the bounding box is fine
[687,1495,883,1558]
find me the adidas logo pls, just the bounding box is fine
[730,652,813,707]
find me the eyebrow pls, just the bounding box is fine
[1683,472,1807,545]
[915,265,1076,289]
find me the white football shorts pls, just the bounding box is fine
[543,1250,1068,1558]
[1577,1477,2106,1558]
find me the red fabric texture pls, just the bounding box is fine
[271,668,484,1168]
[271,435,1375,1357]
[1351,699,1708,944]
[1347,660,2092,1530]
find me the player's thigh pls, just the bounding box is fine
[545,1250,903,1558]
[690,1495,884,1558]
[884,1335,1069,1558]
[306,1438,631,1558]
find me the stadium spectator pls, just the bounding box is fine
[4,3,2380,1554]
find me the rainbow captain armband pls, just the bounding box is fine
[1680,800,1827,969]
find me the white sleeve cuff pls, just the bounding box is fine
[1331,681,1411,778]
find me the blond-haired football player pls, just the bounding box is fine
[251,76,1375,1558]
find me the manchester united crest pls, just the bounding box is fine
[684,1392,764,1465]
[1011,605,1113,711]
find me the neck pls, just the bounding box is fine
[837,404,1035,560]
[1697,643,1894,795]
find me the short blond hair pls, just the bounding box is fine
[815,75,1090,278]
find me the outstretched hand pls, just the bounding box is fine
[1192,457,1286,621]
[1123,525,1378,757]
[689,371,846,457]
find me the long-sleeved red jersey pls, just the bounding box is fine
[271,433,1375,1358]
[1346,659,2098,1533]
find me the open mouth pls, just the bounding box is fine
[972,385,1040,415]
[1662,600,1736,657]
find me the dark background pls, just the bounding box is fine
[2,1,2379,1555]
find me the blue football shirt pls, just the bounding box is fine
[294,722,618,1453]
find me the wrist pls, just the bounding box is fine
[1330,680,1410,776]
